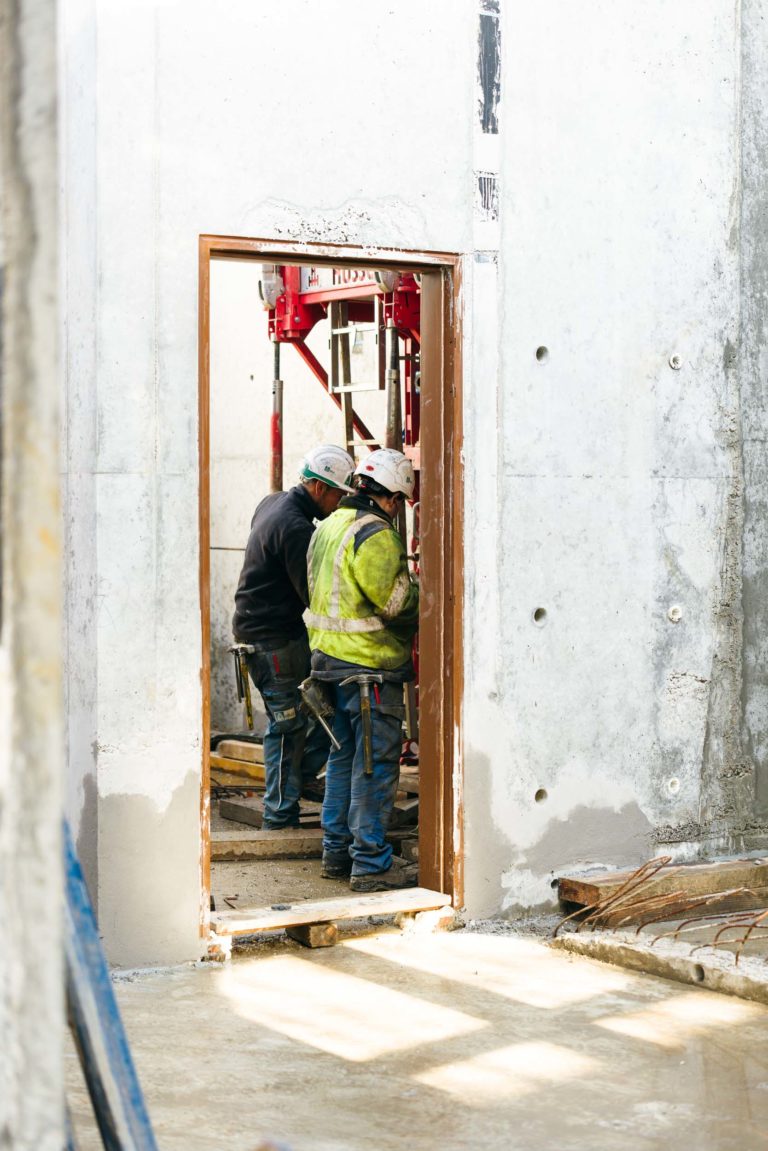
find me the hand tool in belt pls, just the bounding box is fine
[340,673,385,776]
[229,643,256,731]
[298,676,342,751]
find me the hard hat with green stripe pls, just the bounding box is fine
[299,445,356,492]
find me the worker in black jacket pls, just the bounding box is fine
[233,445,355,829]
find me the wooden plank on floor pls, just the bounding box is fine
[210,770,263,791]
[210,887,452,936]
[212,827,323,861]
[398,774,420,795]
[216,739,265,765]
[219,796,321,830]
[559,857,768,908]
[209,755,265,783]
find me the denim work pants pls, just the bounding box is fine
[245,635,329,828]
[322,677,405,875]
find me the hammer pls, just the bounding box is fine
[229,644,256,731]
[340,673,384,776]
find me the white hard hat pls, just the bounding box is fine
[355,448,415,499]
[299,445,356,492]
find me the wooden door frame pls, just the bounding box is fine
[198,235,464,939]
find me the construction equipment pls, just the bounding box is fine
[229,643,256,730]
[340,672,384,775]
[298,676,341,751]
[270,341,283,493]
[260,263,421,496]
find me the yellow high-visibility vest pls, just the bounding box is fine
[307,506,419,669]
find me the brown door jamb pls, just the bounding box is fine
[197,236,464,937]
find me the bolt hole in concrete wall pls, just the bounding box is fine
[535,788,548,804]
[532,606,547,626]
[535,345,549,363]
[693,964,706,983]
[209,259,412,732]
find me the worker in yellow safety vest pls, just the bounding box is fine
[306,448,419,891]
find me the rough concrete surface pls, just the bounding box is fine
[66,928,768,1151]
[553,915,768,1009]
[0,0,64,1146]
[56,0,768,967]
[211,856,350,911]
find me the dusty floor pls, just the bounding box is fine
[210,794,415,908]
[66,925,768,1151]
[211,856,350,908]
[210,804,415,908]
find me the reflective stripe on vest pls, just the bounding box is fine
[309,512,385,634]
[380,571,411,620]
[304,612,385,633]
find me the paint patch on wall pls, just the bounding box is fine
[500,803,654,912]
[523,802,653,875]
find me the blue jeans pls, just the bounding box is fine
[245,635,329,829]
[321,677,405,875]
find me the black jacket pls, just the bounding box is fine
[233,485,318,645]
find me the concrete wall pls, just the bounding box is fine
[0,0,64,1143]
[60,0,768,961]
[463,0,768,914]
[61,0,474,964]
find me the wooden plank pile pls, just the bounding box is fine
[557,856,768,929]
[211,735,420,863]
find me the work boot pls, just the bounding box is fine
[321,852,352,879]
[349,857,418,893]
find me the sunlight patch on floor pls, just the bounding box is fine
[595,990,762,1049]
[413,1040,597,1103]
[218,952,485,1061]
[344,931,636,1008]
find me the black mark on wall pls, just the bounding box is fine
[475,171,499,221]
[478,5,501,135]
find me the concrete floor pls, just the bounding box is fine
[212,856,351,909]
[66,926,768,1151]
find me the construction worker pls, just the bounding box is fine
[307,448,420,891]
[233,445,355,829]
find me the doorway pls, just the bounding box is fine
[198,236,463,938]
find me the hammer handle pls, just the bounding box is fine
[238,650,254,731]
[360,692,374,776]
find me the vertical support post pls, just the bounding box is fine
[385,321,403,451]
[332,301,355,456]
[270,340,283,492]
[385,323,407,541]
[0,0,64,1143]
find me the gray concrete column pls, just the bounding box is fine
[0,0,64,1147]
